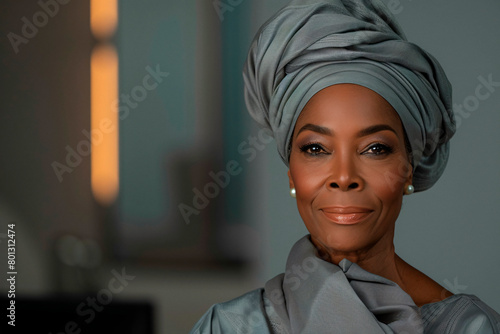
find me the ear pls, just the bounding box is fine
[287,170,295,189]
[404,163,414,190]
[407,162,413,185]
[404,147,414,187]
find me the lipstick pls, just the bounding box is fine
[321,207,373,225]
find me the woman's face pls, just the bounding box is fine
[288,84,412,259]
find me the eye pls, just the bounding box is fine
[364,143,393,156]
[299,143,328,156]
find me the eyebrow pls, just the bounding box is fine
[296,123,397,137]
[297,123,332,136]
[357,124,397,137]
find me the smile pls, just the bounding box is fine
[320,207,374,225]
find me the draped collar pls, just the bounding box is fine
[264,235,424,333]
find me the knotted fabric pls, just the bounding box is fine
[264,235,424,333]
[243,0,456,191]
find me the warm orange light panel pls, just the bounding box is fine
[90,0,118,39]
[91,45,119,205]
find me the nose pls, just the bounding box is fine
[326,152,363,191]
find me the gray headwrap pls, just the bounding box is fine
[243,0,456,191]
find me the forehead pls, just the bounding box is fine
[296,84,404,133]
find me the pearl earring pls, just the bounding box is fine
[404,184,414,195]
[290,188,296,198]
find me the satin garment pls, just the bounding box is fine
[190,236,500,333]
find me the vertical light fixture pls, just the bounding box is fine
[90,0,119,205]
[90,0,118,40]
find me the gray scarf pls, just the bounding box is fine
[264,236,423,333]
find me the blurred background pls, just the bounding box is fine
[0,0,499,332]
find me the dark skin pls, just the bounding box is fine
[287,84,452,307]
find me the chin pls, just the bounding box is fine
[311,230,375,258]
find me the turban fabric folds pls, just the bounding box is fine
[243,0,456,191]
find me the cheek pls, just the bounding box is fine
[290,162,326,202]
[366,163,407,205]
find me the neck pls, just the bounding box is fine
[311,235,408,291]
[310,235,454,307]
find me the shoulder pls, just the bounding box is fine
[189,288,271,334]
[422,294,500,334]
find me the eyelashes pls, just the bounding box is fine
[364,143,393,156]
[298,142,394,157]
[299,142,327,156]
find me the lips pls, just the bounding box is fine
[320,207,373,225]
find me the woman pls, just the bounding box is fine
[191,0,500,332]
